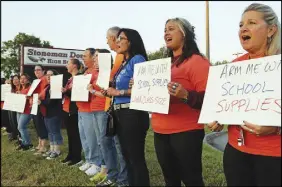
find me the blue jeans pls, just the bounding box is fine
[44,116,63,145]
[93,111,128,183]
[78,111,103,166]
[114,135,128,184]
[17,113,32,146]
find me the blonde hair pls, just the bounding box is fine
[243,3,281,55]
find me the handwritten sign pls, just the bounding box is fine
[1,84,11,101]
[50,74,63,99]
[199,54,281,126]
[96,53,112,89]
[71,74,92,101]
[27,79,41,96]
[130,58,171,114]
[3,93,26,113]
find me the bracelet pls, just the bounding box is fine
[180,90,189,104]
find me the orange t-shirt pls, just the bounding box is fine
[104,54,124,111]
[228,53,281,157]
[21,85,32,114]
[90,70,106,111]
[152,54,210,134]
[76,69,93,113]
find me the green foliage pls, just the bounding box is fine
[1,33,52,78]
[213,60,229,66]
[148,46,168,61]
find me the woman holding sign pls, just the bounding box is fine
[104,28,150,186]
[150,18,210,186]
[61,58,83,166]
[31,64,49,154]
[16,73,33,150]
[40,69,63,159]
[207,3,281,186]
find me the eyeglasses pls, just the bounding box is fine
[117,36,128,42]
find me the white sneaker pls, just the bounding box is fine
[79,162,92,171]
[85,164,101,176]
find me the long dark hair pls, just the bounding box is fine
[117,28,148,61]
[11,74,21,92]
[20,73,31,88]
[166,18,204,66]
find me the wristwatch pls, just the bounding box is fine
[119,90,125,96]
[91,90,96,95]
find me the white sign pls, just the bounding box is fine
[23,46,84,67]
[96,53,112,89]
[199,54,281,126]
[30,94,39,115]
[50,74,63,99]
[3,93,26,113]
[1,84,11,101]
[71,74,92,101]
[130,58,171,114]
[27,79,41,96]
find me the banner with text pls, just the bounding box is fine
[23,46,84,66]
[130,58,171,114]
[199,54,281,126]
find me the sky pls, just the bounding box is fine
[1,1,281,64]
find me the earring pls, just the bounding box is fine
[267,37,272,44]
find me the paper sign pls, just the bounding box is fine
[27,79,41,96]
[50,74,63,99]
[30,94,39,115]
[1,84,11,101]
[130,58,171,114]
[71,74,92,101]
[199,54,281,126]
[3,93,26,113]
[96,53,112,89]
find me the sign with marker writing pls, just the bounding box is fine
[199,54,281,126]
[130,58,171,114]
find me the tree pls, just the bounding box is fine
[213,60,229,66]
[147,46,168,61]
[1,32,52,78]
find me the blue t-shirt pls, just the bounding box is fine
[114,54,146,104]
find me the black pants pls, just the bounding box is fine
[154,129,205,187]
[224,143,281,186]
[1,109,11,132]
[114,108,150,186]
[63,111,82,162]
[7,111,20,139]
[32,109,48,140]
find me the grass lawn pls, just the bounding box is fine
[1,125,227,186]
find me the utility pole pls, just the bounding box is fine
[206,1,210,60]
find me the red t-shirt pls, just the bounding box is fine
[152,54,210,134]
[20,85,32,114]
[228,53,281,157]
[76,69,94,113]
[90,70,106,112]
